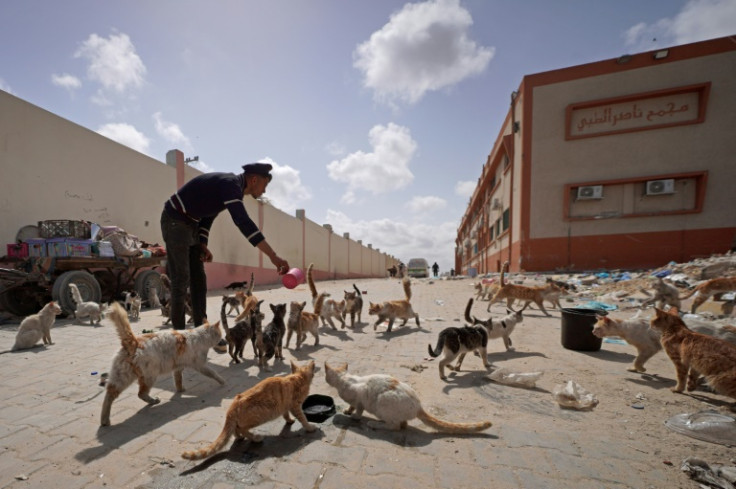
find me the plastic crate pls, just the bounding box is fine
[47,238,94,257]
[25,238,48,257]
[6,243,29,258]
[38,220,91,239]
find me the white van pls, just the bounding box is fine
[407,258,429,278]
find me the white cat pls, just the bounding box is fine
[11,301,62,351]
[125,291,142,320]
[68,283,105,325]
[324,362,492,433]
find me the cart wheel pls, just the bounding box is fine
[52,270,102,315]
[135,269,162,308]
[0,286,46,316]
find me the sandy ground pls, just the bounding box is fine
[0,274,734,489]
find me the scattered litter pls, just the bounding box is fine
[665,411,736,446]
[603,338,627,345]
[435,300,444,306]
[488,368,543,388]
[680,456,736,489]
[15,475,28,481]
[141,329,154,334]
[631,402,645,410]
[552,380,599,410]
[576,301,618,311]
[652,269,672,278]
[401,364,428,373]
[91,371,98,376]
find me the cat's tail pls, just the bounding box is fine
[307,263,318,302]
[108,302,139,357]
[677,285,700,301]
[352,283,362,297]
[220,299,231,334]
[464,298,475,324]
[402,277,412,301]
[68,283,83,305]
[500,261,509,287]
[314,292,327,316]
[417,408,492,434]
[181,416,236,460]
[246,272,255,296]
[427,335,445,357]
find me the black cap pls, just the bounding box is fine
[242,163,273,181]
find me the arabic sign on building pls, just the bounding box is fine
[566,83,710,140]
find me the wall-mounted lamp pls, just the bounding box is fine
[653,49,669,60]
[616,54,632,64]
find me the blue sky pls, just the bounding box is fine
[2,0,734,273]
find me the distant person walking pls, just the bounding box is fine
[432,262,439,278]
[398,262,405,278]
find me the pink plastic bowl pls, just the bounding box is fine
[282,267,305,289]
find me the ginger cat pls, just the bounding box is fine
[233,272,258,322]
[650,307,736,405]
[486,261,561,316]
[679,276,736,313]
[306,263,346,329]
[368,277,420,333]
[324,362,492,432]
[181,360,317,460]
[100,302,224,426]
[285,293,326,350]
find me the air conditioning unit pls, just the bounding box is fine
[646,179,675,196]
[576,185,603,200]
[492,198,502,210]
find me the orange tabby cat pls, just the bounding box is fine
[650,307,736,405]
[678,276,736,313]
[233,272,258,322]
[181,360,317,460]
[368,277,420,333]
[486,261,561,316]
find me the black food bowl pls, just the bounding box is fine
[302,394,336,422]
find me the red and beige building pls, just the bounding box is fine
[456,35,736,275]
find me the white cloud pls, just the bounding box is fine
[327,123,417,202]
[325,141,346,156]
[406,195,447,213]
[255,157,312,215]
[51,73,82,90]
[324,209,456,274]
[454,180,476,198]
[97,122,150,154]
[353,0,493,105]
[75,32,146,93]
[153,112,192,149]
[624,0,736,50]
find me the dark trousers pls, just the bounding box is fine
[160,210,207,329]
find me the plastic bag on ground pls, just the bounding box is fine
[489,368,543,388]
[552,380,599,410]
[680,456,736,489]
[665,411,736,446]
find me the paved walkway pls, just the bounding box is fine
[0,276,732,488]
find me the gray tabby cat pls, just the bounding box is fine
[342,284,363,328]
[641,277,681,310]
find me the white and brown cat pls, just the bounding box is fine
[68,283,106,325]
[324,362,492,432]
[306,263,346,329]
[181,360,317,460]
[100,302,225,426]
[368,277,420,333]
[285,294,326,350]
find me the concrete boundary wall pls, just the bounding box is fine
[0,90,395,287]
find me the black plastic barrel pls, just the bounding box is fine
[560,308,607,351]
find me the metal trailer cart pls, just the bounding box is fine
[0,255,165,316]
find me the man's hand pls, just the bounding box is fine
[270,255,289,275]
[200,244,213,262]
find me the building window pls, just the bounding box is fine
[489,224,495,241]
[502,208,510,231]
[473,243,478,254]
[495,218,501,236]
